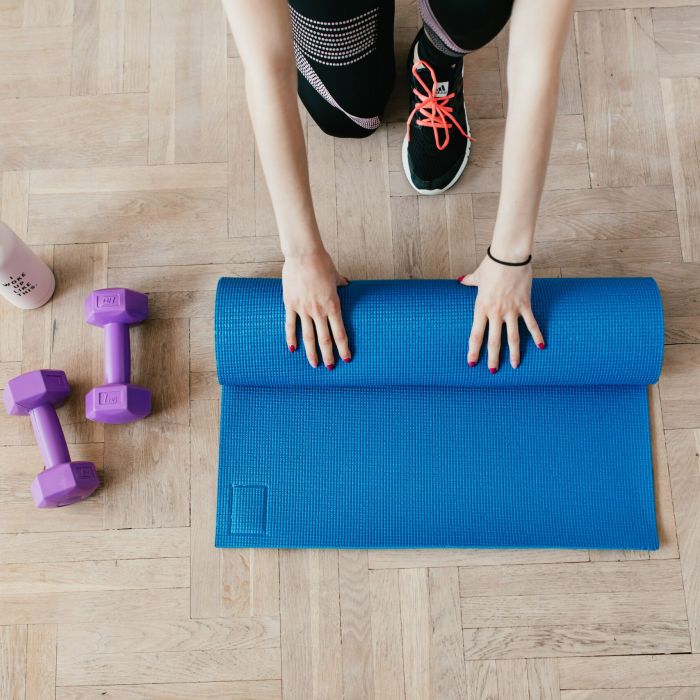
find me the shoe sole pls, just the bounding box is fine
[401,113,472,196]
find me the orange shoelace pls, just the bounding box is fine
[406,59,475,152]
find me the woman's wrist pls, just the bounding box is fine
[489,227,534,263]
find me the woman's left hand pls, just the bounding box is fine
[459,256,544,371]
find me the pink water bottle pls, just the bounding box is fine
[0,221,55,309]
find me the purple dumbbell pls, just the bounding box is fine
[4,370,100,508]
[84,288,151,424]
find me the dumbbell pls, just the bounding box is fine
[4,370,100,508]
[84,288,151,424]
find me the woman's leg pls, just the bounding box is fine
[402,0,514,194]
[289,0,395,138]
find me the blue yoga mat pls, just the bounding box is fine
[214,278,663,550]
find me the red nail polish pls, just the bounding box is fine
[538,342,545,350]
[289,345,296,352]
[457,275,465,283]
[343,357,351,363]
[469,361,476,367]
[489,367,497,374]
[327,363,335,371]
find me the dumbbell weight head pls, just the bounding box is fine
[84,288,151,424]
[4,369,100,508]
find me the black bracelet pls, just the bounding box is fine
[487,246,532,267]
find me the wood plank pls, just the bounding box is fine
[463,621,690,659]
[57,647,281,686]
[0,625,26,700]
[458,560,682,597]
[576,9,672,187]
[562,690,700,700]
[558,654,700,689]
[653,6,700,78]
[460,590,687,627]
[527,658,560,700]
[0,527,189,564]
[418,195,450,277]
[496,658,529,700]
[108,262,281,292]
[368,570,405,700]
[0,171,28,363]
[0,558,188,594]
[466,660,498,699]
[0,588,190,625]
[0,94,148,170]
[649,383,679,559]
[58,618,278,663]
[227,56,255,238]
[338,551,374,700]
[279,550,342,699]
[661,77,700,262]
[368,549,589,569]
[190,399,221,618]
[0,25,71,98]
[335,129,393,279]
[103,421,190,529]
[26,624,57,700]
[28,164,228,245]
[666,429,700,651]
[391,195,421,279]
[71,0,150,95]
[23,0,74,26]
[427,567,469,699]
[56,681,282,699]
[446,193,477,277]
[399,568,431,700]
[474,186,676,219]
[660,345,700,429]
[148,0,227,164]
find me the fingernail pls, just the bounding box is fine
[326,363,335,371]
[289,345,296,352]
[537,342,545,350]
[457,275,465,283]
[489,367,497,374]
[343,357,351,363]
[468,361,476,367]
[512,362,519,369]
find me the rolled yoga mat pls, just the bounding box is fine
[214,277,664,550]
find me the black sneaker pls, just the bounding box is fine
[402,33,474,195]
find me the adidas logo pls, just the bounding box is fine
[434,81,449,97]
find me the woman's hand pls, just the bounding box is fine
[459,256,544,372]
[283,249,350,369]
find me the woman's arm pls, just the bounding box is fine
[460,0,575,371]
[223,0,350,368]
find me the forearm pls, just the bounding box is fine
[223,0,322,258]
[490,65,560,260]
[490,0,574,261]
[244,72,323,257]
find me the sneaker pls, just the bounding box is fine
[402,34,474,195]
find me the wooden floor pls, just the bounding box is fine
[1,0,700,697]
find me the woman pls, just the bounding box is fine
[223,0,574,371]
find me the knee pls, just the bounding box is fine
[297,75,383,139]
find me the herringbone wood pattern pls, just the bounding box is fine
[1,0,700,698]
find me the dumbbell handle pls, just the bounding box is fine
[104,323,131,385]
[29,403,70,468]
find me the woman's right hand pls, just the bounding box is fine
[282,249,351,369]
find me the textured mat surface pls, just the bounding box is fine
[214,278,663,549]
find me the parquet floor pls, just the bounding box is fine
[1,0,700,698]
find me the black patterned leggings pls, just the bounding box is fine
[290,0,514,138]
